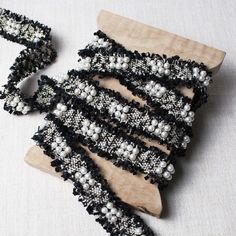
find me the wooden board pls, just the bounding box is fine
[25,10,225,218]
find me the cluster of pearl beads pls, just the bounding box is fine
[180,104,195,124]
[155,161,175,181]
[116,142,139,161]
[74,167,95,190]
[147,119,171,139]
[144,81,167,98]
[182,135,191,149]
[9,96,31,114]
[53,103,67,117]
[108,101,130,121]
[108,55,130,70]
[51,136,72,158]
[77,57,91,71]
[53,73,68,84]
[81,119,102,141]
[193,67,211,86]
[5,20,21,36]
[74,81,97,102]
[148,59,171,76]
[91,35,110,48]
[101,202,123,223]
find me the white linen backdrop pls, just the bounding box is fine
[0,0,235,235]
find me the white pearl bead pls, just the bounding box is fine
[84,86,91,93]
[60,151,67,158]
[163,171,171,179]
[157,61,163,67]
[78,82,85,89]
[80,92,87,99]
[65,146,71,154]
[127,145,133,151]
[156,92,162,98]
[120,113,127,120]
[160,87,166,94]
[106,202,113,209]
[184,136,190,143]
[117,148,123,155]
[149,60,155,66]
[56,103,62,110]
[115,111,121,117]
[167,164,175,174]
[75,172,81,179]
[83,119,90,126]
[203,80,209,86]
[80,167,87,174]
[18,102,24,108]
[184,117,191,123]
[164,69,170,75]
[90,89,97,96]
[117,104,123,111]
[106,212,112,219]
[200,71,207,77]
[83,63,91,70]
[158,122,164,128]
[101,207,108,214]
[74,88,80,95]
[87,95,93,102]
[116,211,122,217]
[51,142,57,149]
[103,41,109,47]
[152,65,158,72]
[110,216,117,223]
[154,128,161,135]
[98,38,104,44]
[13,97,20,103]
[56,137,62,143]
[199,75,205,81]
[129,154,136,161]
[132,148,139,154]
[61,105,67,112]
[60,142,67,148]
[83,183,90,190]
[121,142,127,149]
[188,111,195,117]
[109,56,115,62]
[90,123,96,130]
[122,106,129,113]
[161,131,168,138]
[164,125,171,131]
[16,105,23,112]
[111,208,118,214]
[85,57,91,62]
[164,62,170,69]
[88,179,95,186]
[95,127,101,133]
[184,104,190,111]
[122,63,128,69]
[148,125,155,132]
[145,84,152,91]
[115,63,121,69]
[155,167,163,174]
[124,57,130,63]
[160,161,167,168]
[117,57,123,63]
[123,151,129,158]
[79,177,86,184]
[151,119,158,126]
[193,67,199,74]
[10,101,17,107]
[181,110,187,117]
[92,133,99,140]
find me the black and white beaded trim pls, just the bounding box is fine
[33,70,192,152]
[76,31,212,125]
[43,101,175,185]
[0,8,57,115]
[33,120,155,236]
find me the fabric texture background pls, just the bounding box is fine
[0,0,235,235]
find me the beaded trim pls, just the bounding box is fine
[0,8,57,115]
[33,120,155,236]
[76,30,212,125]
[42,100,175,185]
[33,70,192,153]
